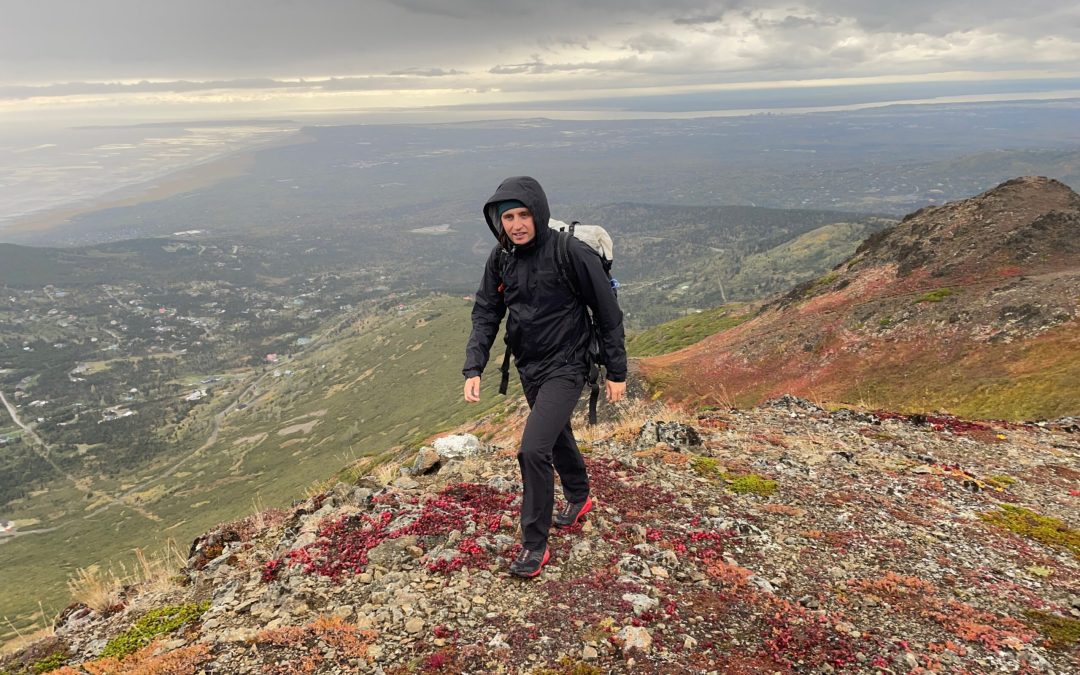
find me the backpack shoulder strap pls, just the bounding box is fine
[555,229,582,298]
[494,246,513,394]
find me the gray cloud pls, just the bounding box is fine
[387,68,465,77]
[1,0,1077,111]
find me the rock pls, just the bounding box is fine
[394,476,420,490]
[404,617,424,633]
[292,531,317,549]
[619,625,653,653]
[582,645,598,660]
[635,421,703,450]
[412,446,442,475]
[368,536,419,567]
[763,395,822,414]
[434,434,483,460]
[570,540,592,560]
[622,593,659,616]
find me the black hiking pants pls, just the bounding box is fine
[518,371,590,552]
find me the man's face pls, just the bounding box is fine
[501,207,535,245]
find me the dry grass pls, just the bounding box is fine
[372,461,400,487]
[66,565,123,613]
[577,398,695,446]
[67,541,186,612]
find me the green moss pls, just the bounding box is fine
[984,474,1016,489]
[101,601,210,659]
[978,505,1080,559]
[1023,610,1080,648]
[691,456,729,480]
[915,287,954,303]
[31,653,68,674]
[728,474,777,496]
[535,657,605,675]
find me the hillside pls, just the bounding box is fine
[0,199,887,641]
[3,397,1077,673]
[0,295,520,646]
[640,177,1080,421]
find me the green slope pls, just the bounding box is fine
[0,294,516,642]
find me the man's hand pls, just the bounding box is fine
[606,379,626,403]
[464,376,481,403]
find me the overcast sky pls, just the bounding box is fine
[1,0,1078,122]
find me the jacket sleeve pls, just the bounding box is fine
[568,239,627,382]
[463,247,507,378]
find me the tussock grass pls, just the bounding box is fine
[67,541,186,613]
[66,566,123,614]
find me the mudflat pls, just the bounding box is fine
[1,130,311,239]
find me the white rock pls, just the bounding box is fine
[433,434,483,459]
[622,593,659,617]
[618,625,653,653]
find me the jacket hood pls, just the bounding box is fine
[483,176,551,250]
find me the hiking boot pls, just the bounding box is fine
[554,495,594,528]
[509,546,550,578]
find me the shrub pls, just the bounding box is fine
[978,505,1080,559]
[100,601,210,660]
[729,474,777,496]
[31,653,67,674]
[691,456,728,480]
[915,287,954,303]
[1023,610,1080,648]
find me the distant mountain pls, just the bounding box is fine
[640,177,1080,421]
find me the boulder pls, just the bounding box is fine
[433,434,482,460]
[635,421,702,451]
[411,446,442,475]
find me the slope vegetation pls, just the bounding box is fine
[8,398,1078,672]
[640,177,1080,421]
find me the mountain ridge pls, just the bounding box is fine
[640,176,1080,421]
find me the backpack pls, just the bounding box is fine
[497,219,619,425]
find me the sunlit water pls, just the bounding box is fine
[0,122,299,229]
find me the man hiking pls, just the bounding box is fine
[463,176,627,578]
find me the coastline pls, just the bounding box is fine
[0,130,313,240]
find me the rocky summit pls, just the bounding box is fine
[641,177,1080,421]
[7,397,1078,673]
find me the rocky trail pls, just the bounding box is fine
[8,396,1078,674]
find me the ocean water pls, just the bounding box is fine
[0,121,299,231]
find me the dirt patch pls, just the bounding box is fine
[233,433,268,447]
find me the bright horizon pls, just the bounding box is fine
[3,1,1080,126]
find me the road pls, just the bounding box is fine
[0,388,161,522]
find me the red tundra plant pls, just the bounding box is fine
[263,483,517,582]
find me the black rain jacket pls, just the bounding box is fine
[463,176,627,385]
